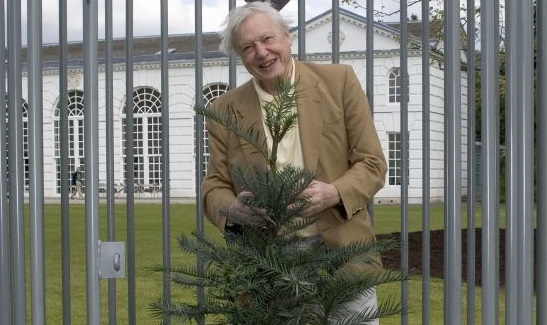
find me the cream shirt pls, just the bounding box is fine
[252,59,319,237]
[252,59,304,170]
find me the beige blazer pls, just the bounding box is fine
[202,61,387,248]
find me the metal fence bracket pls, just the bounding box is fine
[98,241,126,279]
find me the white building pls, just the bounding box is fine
[17,9,467,203]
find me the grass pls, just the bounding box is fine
[34,203,222,324]
[24,202,512,324]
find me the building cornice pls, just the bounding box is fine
[33,48,436,77]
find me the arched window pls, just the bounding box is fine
[122,86,163,188]
[4,96,29,190]
[203,82,229,108]
[54,90,85,193]
[388,67,409,103]
[201,83,229,175]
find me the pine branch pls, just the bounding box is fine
[195,104,269,161]
[262,79,303,169]
[150,78,404,324]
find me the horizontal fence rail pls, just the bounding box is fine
[0,0,544,324]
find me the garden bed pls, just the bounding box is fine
[378,228,535,286]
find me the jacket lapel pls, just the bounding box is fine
[295,62,324,173]
[234,64,325,172]
[234,82,268,167]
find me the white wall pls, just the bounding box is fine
[26,9,469,201]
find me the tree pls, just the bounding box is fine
[149,80,403,324]
[341,0,423,21]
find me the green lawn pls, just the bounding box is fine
[27,203,511,324]
[35,203,221,324]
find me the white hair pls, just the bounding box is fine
[218,2,292,55]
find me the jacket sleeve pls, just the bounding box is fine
[330,65,387,219]
[200,106,236,231]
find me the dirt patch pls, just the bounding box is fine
[378,228,535,286]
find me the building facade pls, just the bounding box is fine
[17,9,468,203]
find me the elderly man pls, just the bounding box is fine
[202,2,387,323]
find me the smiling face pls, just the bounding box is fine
[235,12,293,93]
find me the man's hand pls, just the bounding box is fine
[299,180,340,218]
[226,191,267,227]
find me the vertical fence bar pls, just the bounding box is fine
[83,0,102,323]
[480,0,500,323]
[228,0,237,88]
[27,0,46,323]
[504,0,518,323]
[538,0,547,323]
[444,0,463,323]
[331,0,339,64]
[297,0,305,61]
[0,0,8,321]
[124,0,137,323]
[58,0,71,323]
[366,0,373,111]
[366,0,375,221]
[516,0,535,323]
[194,1,206,325]
[0,0,10,323]
[160,1,172,324]
[104,0,118,323]
[399,1,409,325]
[421,1,431,324]
[7,0,27,323]
[465,1,477,324]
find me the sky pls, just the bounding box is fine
[15,0,421,45]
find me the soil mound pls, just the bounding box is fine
[378,228,531,286]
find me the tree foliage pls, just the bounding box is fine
[149,79,403,324]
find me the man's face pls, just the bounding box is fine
[235,12,292,92]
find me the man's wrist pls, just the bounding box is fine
[334,191,346,215]
[335,200,346,217]
[225,223,243,234]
